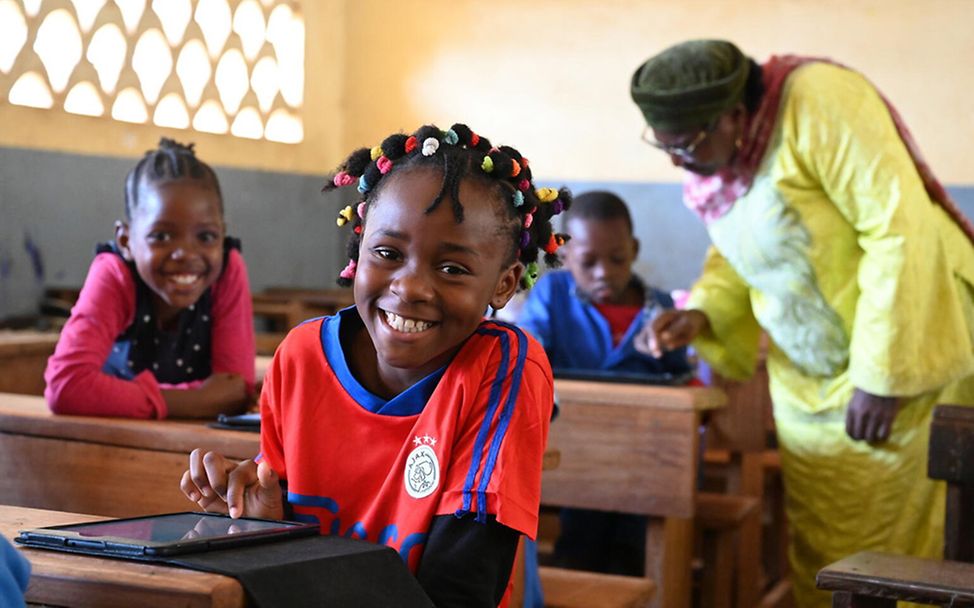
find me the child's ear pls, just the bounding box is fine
[114,220,133,261]
[490,262,524,310]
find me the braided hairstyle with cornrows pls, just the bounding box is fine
[323,123,572,291]
[124,138,223,219]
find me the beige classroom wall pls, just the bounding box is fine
[0,1,346,176]
[341,0,974,184]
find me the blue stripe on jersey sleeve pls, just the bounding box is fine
[475,322,528,518]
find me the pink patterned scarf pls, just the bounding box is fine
[683,55,974,243]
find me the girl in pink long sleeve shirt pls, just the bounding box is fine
[45,138,255,419]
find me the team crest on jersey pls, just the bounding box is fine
[404,435,439,499]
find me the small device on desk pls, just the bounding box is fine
[553,367,693,386]
[16,512,317,557]
[209,412,261,432]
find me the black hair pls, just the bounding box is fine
[565,191,634,235]
[743,58,765,114]
[123,137,223,219]
[323,123,572,290]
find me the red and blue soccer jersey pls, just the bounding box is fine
[259,308,554,573]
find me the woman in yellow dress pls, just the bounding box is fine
[629,39,974,608]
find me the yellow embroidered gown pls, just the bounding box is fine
[686,63,974,608]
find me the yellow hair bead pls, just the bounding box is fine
[336,205,354,226]
[536,187,558,203]
[370,146,383,161]
[481,156,494,173]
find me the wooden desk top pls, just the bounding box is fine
[0,330,60,357]
[553,378,726,412]
[0,393,258,460]
[816,551,974,604]
[2,505,244,608]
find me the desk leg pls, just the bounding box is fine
[646,516,693,608]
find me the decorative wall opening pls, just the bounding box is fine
[0,0,304,143]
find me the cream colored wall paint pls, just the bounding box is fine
[342,0,974,184]
[3,0,971,182]
[0,1,344,175]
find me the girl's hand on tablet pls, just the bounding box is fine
[181,449,284,520]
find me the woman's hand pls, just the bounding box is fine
[180,449,284,520]
[845,388,900,442]
[634,309,710,357]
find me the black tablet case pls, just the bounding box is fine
[23,534,433,607]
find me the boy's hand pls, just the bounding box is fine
[180,449,284,520]
[635,309,709,357]
[845,388,900,443]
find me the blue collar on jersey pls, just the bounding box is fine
[321,307,447,416]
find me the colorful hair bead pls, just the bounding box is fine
[470,132,480,146]
[405,136,418,154]
[357,201,367,219]
[509,160,521,178]
[353,225,362,234]
[481,156,494,173]
[444,129,459,145]
[513,190,525,207]
[422,137,439,157]
[520,157,530,169]
[536,188,559,203]
[370,146,383,161]
[523,211,533,228]
[339,259,357,280]
[357,174,369,194]
[523,262,539,289]
[518,179,530,192]
[336,205,355,227]
[520,230,531,249]
[543,233,560,255]
[333,171,355,187]
[377,156,393,174]
[552,198,564,214]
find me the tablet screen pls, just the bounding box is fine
[64,513,296,543]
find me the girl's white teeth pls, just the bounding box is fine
[172,274,199,285]
[384,310,433,333]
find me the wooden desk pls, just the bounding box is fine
[252,289,354,333]
[2,505,244,607]
[0,393,258,518]
[542,379,726,608]
[0,330,59,395]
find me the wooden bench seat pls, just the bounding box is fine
[696,492,761,608]
[540,566,655,608]
[816,551,974,607]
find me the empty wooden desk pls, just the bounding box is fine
[0,392,259,518]
[0,330,59,395]
[2,505,245,608]
[542,379,726,608]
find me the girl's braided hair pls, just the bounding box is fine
[323,123,572,290]
[123,137,223,219]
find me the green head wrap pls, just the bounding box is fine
[630,39,750,133]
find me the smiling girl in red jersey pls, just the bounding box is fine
[45,138,255,419]
[181,124,571,607]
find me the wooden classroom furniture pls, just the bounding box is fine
[928,404,974,562]
[540,566,656,608]
[815,551,974,607]
[542,379,726,608]
[0,392,260,518]
[251,288,354,333]
[3,505,246,608]
[0,330,59,395]
[816,404,974,606]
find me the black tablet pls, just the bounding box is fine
[17,512,319,557]
[553,367,693,386]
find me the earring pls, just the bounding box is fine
[734,136,743,150]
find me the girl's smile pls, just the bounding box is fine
[349,168,521,398]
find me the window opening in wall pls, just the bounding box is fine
[3,0,305,143]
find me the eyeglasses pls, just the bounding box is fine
[641,120,718,160]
